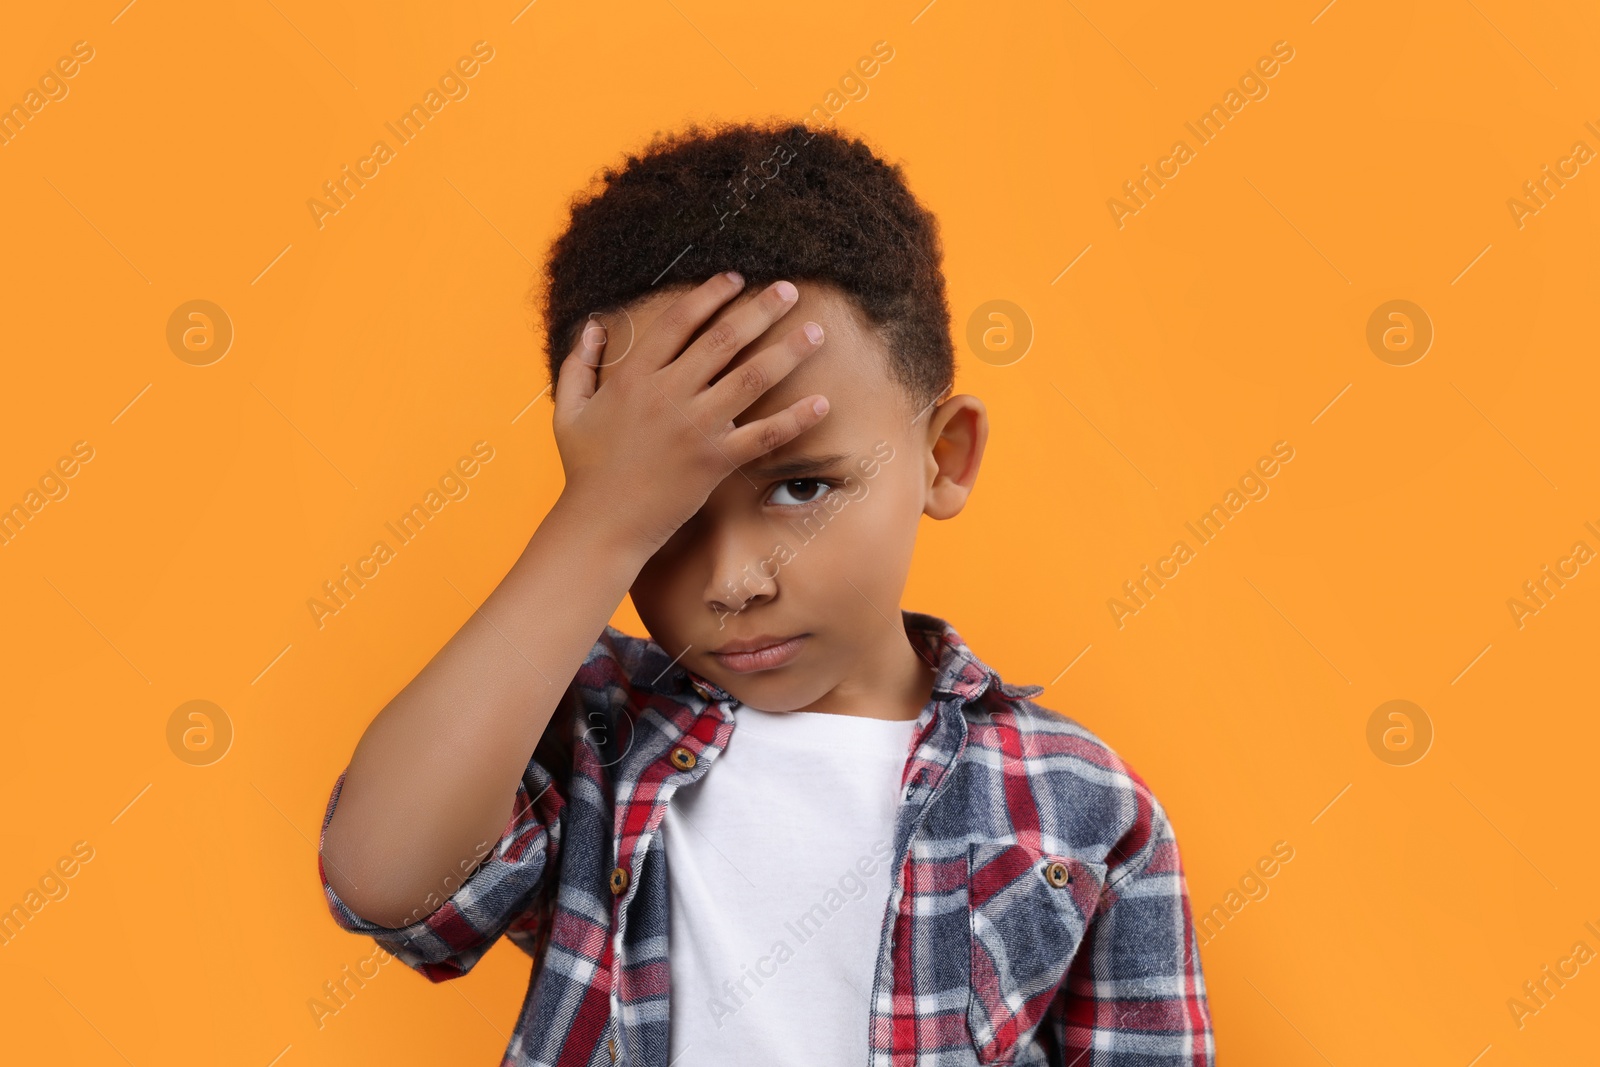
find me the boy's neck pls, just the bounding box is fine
[792,615,936,722]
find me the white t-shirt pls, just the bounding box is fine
[662,705,918,1065]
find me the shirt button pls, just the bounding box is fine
[610,866,629,895]
[1044,860,1072,888]
[669,745,697,771]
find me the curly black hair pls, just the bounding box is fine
[533,119,954,412]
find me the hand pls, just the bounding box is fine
[551,272,830,554]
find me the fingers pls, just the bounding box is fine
[722,392,830,467]
[667,278,801,389]
[552,320,606,419]
[629,271,749,377]
[700,318,825,421]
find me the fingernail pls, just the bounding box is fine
[804,322,823,343]
[724,271,744,285]
[775,280,798,301]
[812,397,829,415]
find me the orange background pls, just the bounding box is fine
[2,1,1596,1063]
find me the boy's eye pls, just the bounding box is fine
[767,479,833,507]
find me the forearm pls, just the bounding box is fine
[320,489,650,928]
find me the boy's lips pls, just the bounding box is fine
[709,634,808,673]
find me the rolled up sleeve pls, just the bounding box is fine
[315,753,565,983]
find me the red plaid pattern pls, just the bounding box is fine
[318,610,1214,1065]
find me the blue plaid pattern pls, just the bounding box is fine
[318,609,1215,1065]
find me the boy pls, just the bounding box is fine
[317,121,1214,1066]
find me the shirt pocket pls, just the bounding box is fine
[966,840,1108,1065]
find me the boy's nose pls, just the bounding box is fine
[702,527,779,616]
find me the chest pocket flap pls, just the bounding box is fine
[966,840,1108,1064]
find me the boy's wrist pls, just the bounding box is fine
[547,486,660,569]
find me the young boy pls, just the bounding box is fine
[317,121,1214,1066]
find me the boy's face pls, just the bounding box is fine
[589,281,985,715]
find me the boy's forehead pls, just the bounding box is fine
[593,283,911,434]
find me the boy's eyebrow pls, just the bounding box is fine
[744,450,855,480]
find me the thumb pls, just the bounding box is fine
[552,321,606,421]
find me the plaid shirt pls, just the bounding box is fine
[318,610,1214,1066]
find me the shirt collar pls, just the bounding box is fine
[675,609,1027,707]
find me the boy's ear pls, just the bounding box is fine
[921,394,988,520]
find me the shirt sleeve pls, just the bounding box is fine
[1046,785,1215,1065]
[315,722,568,983]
